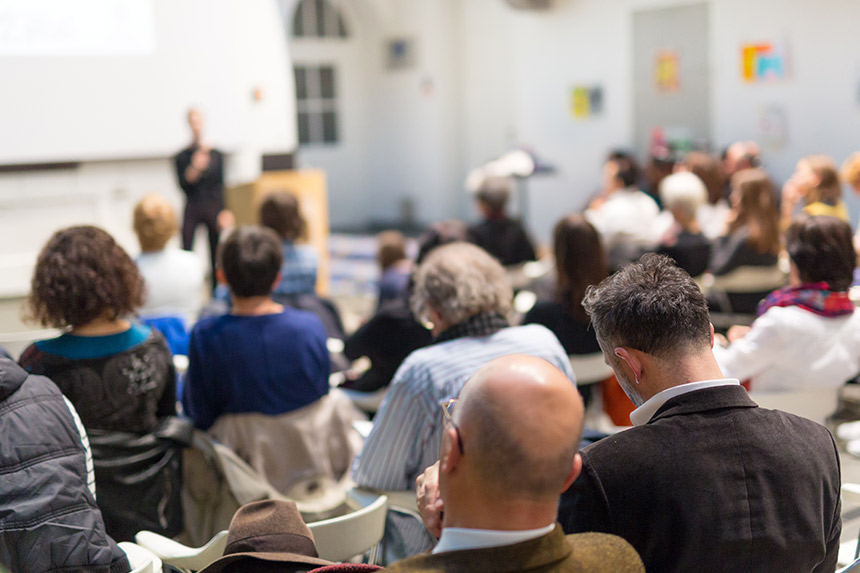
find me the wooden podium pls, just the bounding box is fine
[226,169,330,295]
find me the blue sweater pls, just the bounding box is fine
[182,308,330,430]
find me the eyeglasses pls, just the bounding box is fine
[440,398,464,454]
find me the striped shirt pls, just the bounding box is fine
[352,324,575,558]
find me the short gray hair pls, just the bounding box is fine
[659,172,707,218]
[411,242,512,325]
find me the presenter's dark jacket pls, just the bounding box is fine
[384,525,644,573]
[175,145,225,208]
[559,385,841,573]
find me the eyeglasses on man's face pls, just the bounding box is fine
[440,398,464,454]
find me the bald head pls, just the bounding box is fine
[456,355,584,501]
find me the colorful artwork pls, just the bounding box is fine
[570,86,603,119]
[654,51,680,93]
[742,43,788,82]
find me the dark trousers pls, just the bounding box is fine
[182,200,220,290]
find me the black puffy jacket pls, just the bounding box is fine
[0,358,129,573]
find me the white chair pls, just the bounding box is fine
[839,556,860,572]
[702,265,787,328]
[837,483,860,568]
[569,353,613,386]
[134,530,228,573]
[118,542,163,573]
[748,387,840,425]
[307,489,388,563]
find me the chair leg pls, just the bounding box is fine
[368,541,381,565]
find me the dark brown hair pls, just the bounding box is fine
[259,191,306,242]
[377,230,407,270]
[683,151,726,205]
[218,226,283,297]
[786,215,856,291]
[728,168,781,255]
[28,226,145,328]
[554,214,608,323]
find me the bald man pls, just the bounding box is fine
[386,355,643,573]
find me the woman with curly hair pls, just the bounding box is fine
[20,225,176,434]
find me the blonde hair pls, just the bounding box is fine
[841,152,860,188]
[801,155,842,205]
[133,194,178,252]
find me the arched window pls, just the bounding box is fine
[292,0,348,39]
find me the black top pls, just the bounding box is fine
[467,217,537,266]
[522,300,601,355]
[709,227,777,276]
[174,145,225,207]
[657,230,711,277]
[559,385,841,573]
[342,297,433,393]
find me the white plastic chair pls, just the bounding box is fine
[748,387,840,425]
[134,530,228,573]
[837,483,860,568]
[118,542,163,573]
[307,490,388,563]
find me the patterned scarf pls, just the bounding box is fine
[757,282,854,318]
[434,312,510,344]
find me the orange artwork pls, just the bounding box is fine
[655,51,680,93]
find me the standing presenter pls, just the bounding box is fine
[174,108,228,288]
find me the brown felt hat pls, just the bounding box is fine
[200,500,332,572]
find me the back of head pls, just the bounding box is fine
[582,253,711,358]
[659,172,708,219]
[786,215,855,291]
[682,151,726,205]
[411,242,512,326]
[218,226,283,298]
[415,220,468,265]
[729,168,780,254]
[553,214,608,323]
[259,191,306,242]
[377,230,407,271]
[28,226,144,328]
[607,151,640,188]
[474,176,513,214]
[802,155,842,205]
[133,193,178,252]
[841,152,860,189]
[456,355,583,502]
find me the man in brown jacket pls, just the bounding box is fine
[386,355,643,573]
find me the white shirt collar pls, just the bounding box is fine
[629,379,740,426]
[432,523,555,554]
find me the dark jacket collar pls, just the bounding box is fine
[0,358,29,402]
[649,384,758,424]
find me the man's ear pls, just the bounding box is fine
[439,427,462,475]
[613,347,642,382]
[560,452,582,492]
[271,271,282,291]
[216,268,228,286]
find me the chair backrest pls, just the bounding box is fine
[704,265,787,294]
[118,542,163,573]
[749,387,840,425]
[569,353,613,386]
[838,556,860,573]
[134,530,228,572]
[307,491,388,563]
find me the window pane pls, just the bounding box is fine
[297,112,311,144]
[315,0,326,37]
[294,67,308,100]
[322,111,338,143]
[292,2,304,37]
[319,66,336,99]
[337,13,348,38]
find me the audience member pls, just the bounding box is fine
[708,168,781,314]
[133,193,204,346]
[585,151,659,271]
[523,214,606,404]
[182,226,329,432]
[466,175,537,266]
[389,355,643,573]
[722,141,761,182]
[175,108,226,286]
[0,357,130,573]
[340,222,464,396]
[20,225,178,540]
[781,155,848,229]
[260,191,319,296]
[841,151,860,196]
[678,151,729,239]
[714,215,860,390]
[375,230,412,309]
[352,242,574,561]
[558,253,841,572]
[655,171,711,277]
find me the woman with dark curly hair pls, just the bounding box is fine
[20,225,176,434]
[19,226,179,542]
